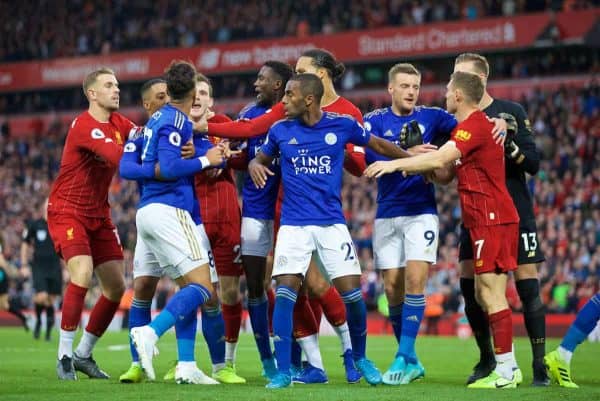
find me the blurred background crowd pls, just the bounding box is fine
[0,0,598,325]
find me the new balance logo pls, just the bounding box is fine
[288,137,298,145]
[405,315,419,322]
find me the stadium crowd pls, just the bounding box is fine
[0,0,597,62]
[2,79,598,317]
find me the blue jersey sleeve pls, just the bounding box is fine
[348,119,370,147]
[193,134,213,157]
[432,108,457,146]
[119,137,155,180]
[364,115,380,165]
[157,125,205,179]
[260,128,279,158]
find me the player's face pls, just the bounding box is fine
[445,81,457,114]
[388,72,420,114]
[282,80,305,118]
[295,57,325,80]
[91,74,120,112]
[254,66,278,106]
[191,81,213,118]
[144,83,169,115]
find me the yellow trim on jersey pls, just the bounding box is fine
[176,209,202,261]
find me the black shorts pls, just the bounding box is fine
[32,264,62,295]
[459,221,545,265]
[0,268,8,295]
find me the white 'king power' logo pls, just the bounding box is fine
[291,149,332,175]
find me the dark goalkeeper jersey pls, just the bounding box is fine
[482,99,540,225]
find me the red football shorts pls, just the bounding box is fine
[47,212,123,266]
[204,221,242,277]
[469,223,518,274]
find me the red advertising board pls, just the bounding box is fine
[0,10,596,93]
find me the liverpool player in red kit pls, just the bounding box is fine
[47,67,135,380]
[191,73,246,383]
[366,71,520,389]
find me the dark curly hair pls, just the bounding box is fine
[301,48,345,81]
[164,60,196,101]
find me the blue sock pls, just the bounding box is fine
[150,283,211,337]
[175,308,198,362]
[340,288,367,361]
[388,302,404,345]
[291,339,302,368]
[128,298,152,362]
[398,294,425,363]
[272,286,297,375]
[561,294,600,352]
[247,293,273,361]
[202,303,225,365]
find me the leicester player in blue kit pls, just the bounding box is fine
[249,74,411,389]
[128,61,228,384]
[238,61,293,378]
[364,63,457,385]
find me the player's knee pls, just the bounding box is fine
[105,281,126,301]
[307,278,329,298]
[220,285,240,304]
[133,277,158,301]
[405,272,426,294]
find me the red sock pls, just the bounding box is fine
[60,283,88,331]
[315,286,346,327]
[266,287,275,335]
[85,295,120,337]
[488,308,513,354]
[222,302,242,343]
[293,294,319,338]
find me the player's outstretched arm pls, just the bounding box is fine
[367,135,412,159]
[199,103,286,139]
[365,142,460,178]
[344,144,367,176]
[119,138,155,180]
[77,126,124,167]
[248,152,275,189]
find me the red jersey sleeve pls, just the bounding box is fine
[207,102,286,139]
[343,103,366,177]
[450,121,485,159]
[71,117,124,167]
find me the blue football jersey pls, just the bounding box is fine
[239,103,281,220]
[138,104,204,216]
[364,106,457,218]
[261,112,369,226]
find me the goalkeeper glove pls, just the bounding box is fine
[399,120,423,148]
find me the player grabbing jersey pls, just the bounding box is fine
[249,73,411,389]
[129,61,226,384]
[366,71,521,389]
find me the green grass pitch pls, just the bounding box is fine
[1,328,598,401]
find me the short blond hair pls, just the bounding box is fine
[454,53,489,77]
[195,73,213,97]
[83,67,115,98]
[388,63,420,83]
[450,71,484,105]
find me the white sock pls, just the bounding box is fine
[58,329,76,359]
[75,330,99,358]
[494,351,515,380]
[333,322,352,353]
[558,346,573,365]
[177,361,197,370]
[132,361,140,367]
[225,341,238,364]
[212,362,226,373]
[297,334,324,370]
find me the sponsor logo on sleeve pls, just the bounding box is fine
[454,129,471,142]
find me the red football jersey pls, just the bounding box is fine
[451,110,519,228]
[48,111,135,218]
[194,114,241,224]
